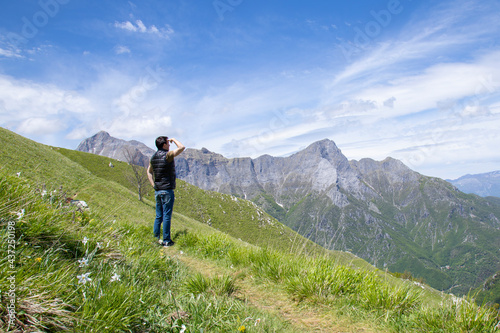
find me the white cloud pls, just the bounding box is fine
[105,113,172,139]
[17,117,64,135]
[0,74,98,147]
[66,127,92,140]
[0,47,22,58]
[115,20,137,32]
[115,45,131,54]
[0,75,94,122]
[114,20,174,39]
[351,55,500,119]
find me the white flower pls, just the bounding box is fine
[82,237,89,245]
[180,324,187,333]
[16,209,25,220]
[96,242,102,249]
[16,172,21,177]
[41,190,47,197]
[78,257,89,267]
[77,272,92,284]
[110,273,121,282]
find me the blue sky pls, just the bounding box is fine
[1,0,499,179]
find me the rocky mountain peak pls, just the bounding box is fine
[95,130,111,139]
[76,131,154,167]
[296,139,349,170]
[302,138,341,156]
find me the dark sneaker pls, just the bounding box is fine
[163,241,175,247]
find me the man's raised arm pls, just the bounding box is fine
[169,138,185,157]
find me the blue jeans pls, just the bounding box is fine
[153,190,175,243]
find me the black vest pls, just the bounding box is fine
[150,149,176,190]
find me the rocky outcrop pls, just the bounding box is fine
[77,131,154,167]
[177,139,376,207]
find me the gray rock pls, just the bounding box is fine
[77,131,154,167]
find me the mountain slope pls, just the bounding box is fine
[0,127,360,262]
[75,131,500,296]
[0,128,316,332]
[3,127,499,332]
[55,149,337,258]
[175,139,500,296]
[351,157,500,292]
[448,171,500,197]
[475,271,500,306]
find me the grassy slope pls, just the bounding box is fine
[1,127,498,332]
[56,146,380,271]
[55,146,356,260]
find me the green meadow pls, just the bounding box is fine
[1,127,499,332]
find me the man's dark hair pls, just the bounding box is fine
[155,136,169,150]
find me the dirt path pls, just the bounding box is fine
[168,248,383,333]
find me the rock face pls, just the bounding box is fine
[76,131,155,167]
[176,139,500,295]
[448,171,500,198]
[179,140,367,201]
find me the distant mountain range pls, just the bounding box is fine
[77,131,500,296]
[448,171,500,198]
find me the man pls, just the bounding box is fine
[147,136,185,247]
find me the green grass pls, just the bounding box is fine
[0,171,300,332]
[173,224,499,332]
[1,127,499,332]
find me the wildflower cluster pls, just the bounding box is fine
[76,235,122,296]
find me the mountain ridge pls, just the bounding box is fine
[175,138,500,295]
[77,130,155,167]
[448,170,500,198]
[76,131,500,296]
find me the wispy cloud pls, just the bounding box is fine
[0,74,95,140]
[0,47,22,58]
[114,20,174,39]
[115,45,131,54]
[17,117,64,135]
[333,0,500,87]
[0,75,92,119]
